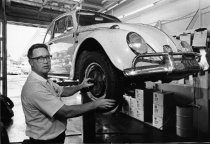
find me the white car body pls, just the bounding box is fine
[43,9,202,108]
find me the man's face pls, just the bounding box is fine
[29,48,51,77]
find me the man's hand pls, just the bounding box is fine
[94,99,116,109]
[80,78,94,89]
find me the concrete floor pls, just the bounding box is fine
[7,75,28,143]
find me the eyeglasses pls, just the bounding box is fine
[31,55,52,63]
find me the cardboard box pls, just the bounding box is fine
[135,89,144,100]
[135,89,153,100]
[136,98,144,112]
[153,91,173,106]
[130,106,137,118]
[130,97,137,109]
[136,110,144,121]
[122,90,153,123]
[129,97,137,118]
[152,114,176,131]
[152,92,176,131]
[153,104,164,117]
[153,104,175,118]
[152,115,164,130]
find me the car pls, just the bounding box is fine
[43,9,202,110]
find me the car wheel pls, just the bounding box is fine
[77,51,123,113]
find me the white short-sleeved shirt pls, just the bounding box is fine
[21,71,66,140]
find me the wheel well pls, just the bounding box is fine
[74,38,120,79]
[78,38,105,53]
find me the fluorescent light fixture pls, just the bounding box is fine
[102,0,107,4]
[103,0,127,13]
[119,0,127,4]
[153,0,168,5]
[106,3,118,11]
[118,3,154,19]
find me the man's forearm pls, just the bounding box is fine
[61,84,83,97]
[65,101,97,118]
[56,101,97,119]
[54,99,115,120]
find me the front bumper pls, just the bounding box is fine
[123,52,201,77]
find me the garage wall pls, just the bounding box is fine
[108,0,210,34]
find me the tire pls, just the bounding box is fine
[77,51,123,113]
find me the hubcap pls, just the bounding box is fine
[85,63,106,100]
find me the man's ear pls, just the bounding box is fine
[29,59,33,67]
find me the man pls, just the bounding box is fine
[21,43,116,144]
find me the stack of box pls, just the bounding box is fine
[135,89,145,121]
[121,94,138,119]
[129,97,138,119]
[152,91,175,130]
[137,89,153,123]
[121,89,153,123]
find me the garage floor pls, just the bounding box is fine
[7,101,208,144]
[6,75,210,143]
[95,113,194,143]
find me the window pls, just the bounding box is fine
[43,24,54,43]
[54,16,73,38]
[66,16,73,31]
[54,17,66,38]
[77,10,121,26]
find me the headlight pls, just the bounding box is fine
[127,32,148,54]
[180,41,193,52]
[163,45,173,53]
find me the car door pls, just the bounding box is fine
[47,15,75,79]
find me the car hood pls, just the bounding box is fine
[78,23,179,53]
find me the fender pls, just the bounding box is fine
[70,29,136,80]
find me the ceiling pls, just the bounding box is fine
[4,0,128,27]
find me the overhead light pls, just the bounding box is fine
[118,0,169,19]
[118,3,154,19]
[119,0,127,4]
[101,0,107,4]
[153,0,168,5]
[102,0,127,13]
[106,3,118,11]
[125,3,154,16]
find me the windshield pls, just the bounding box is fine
[76,10,121,26]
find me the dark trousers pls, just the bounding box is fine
[0,122,10,144]
[30,131,65,144]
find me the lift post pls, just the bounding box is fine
[193,71,210,137]
[0,0,7,98]
[82,93,96,143]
